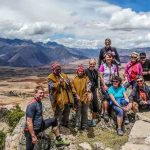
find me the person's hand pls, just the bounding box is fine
[59,78,64,83]
[123,106,130,112]
[103,85,108,91]
[32,135,38,144]
[76,94,80,100]
[118,65,121,71]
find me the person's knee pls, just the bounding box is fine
[52,118,58,127]
[117,108,124,117]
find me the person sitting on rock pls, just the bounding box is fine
[72,64,92,131]
[48,62,76,127]
[129,75,150,113]
[99,52,118,121]
[108,76,132,136]
[24,85,70,150]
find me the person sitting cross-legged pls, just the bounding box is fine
[108,76,132,136]
[129,75,150,113]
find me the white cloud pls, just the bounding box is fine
[0,0,150,48]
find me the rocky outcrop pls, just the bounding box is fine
[121,112,150,150]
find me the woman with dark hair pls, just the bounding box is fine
[108,76,132,136]
[129,75,150,112]
[99,52,117,121]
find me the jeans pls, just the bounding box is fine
[25,118,57,150]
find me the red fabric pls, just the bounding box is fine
[139,90,147,102]
[51,62,60,71]
[76,64,84,73]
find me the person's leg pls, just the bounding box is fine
[81,102,88,130]
[113,106,124,136]
[75,104,81,128]
[61,104,71,127]
[54,105,63,125]
[25,131,35,150]
[91,90,99,126]
[42,117,70,147]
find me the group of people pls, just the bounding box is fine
[24,38,150,150]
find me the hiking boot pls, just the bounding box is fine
[90,120,96,127]
[117,128,124,136]
[55,138,70,147]
[124,116,129,124]
[103,112,109,122]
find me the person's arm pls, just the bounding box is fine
[114,48,121,65]
[26,104,38,143]
[128,88,137,103]
[98,49,103,68]
[139,63,143,75]
[109,94,122,108]
[27,117,38,143]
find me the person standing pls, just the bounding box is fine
[98,38,120,68]
[48,62,76,127]
[72,64,92,131]
[139,52,150,81]
[85,58,100,127]
[24,86,70,150]
[124,52,143,89]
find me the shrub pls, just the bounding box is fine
[6,105,24,131]
[0,130,6,147]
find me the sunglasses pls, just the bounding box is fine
[112,80,119,83]
[140,57,146,59]
[137,80,143,83]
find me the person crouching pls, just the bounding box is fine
[72,64,92,131]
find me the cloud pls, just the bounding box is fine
[0,0,150,48]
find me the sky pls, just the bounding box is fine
[0,0,150,49]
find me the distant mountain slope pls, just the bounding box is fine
[0,37,150,67]
[0,38,86,67]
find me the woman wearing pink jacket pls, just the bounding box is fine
[124,52,143,89]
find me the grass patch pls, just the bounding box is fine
[76,128,128,150]
[0,130,6,147]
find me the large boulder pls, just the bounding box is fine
[129,120,150,144]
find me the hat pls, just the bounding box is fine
[51,62,61,71]
[139,52,146,57]
[76,64,84,73]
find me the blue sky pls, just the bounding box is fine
[106,0,150,12]
[0,0,150,48]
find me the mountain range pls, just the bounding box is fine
[0,37,150,67]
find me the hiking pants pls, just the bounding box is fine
[75,102,88,129]
[54,104,71,126]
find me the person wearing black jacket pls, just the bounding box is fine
[85,58,100,127]
[98,38,120,68]
[129,75,150,112]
